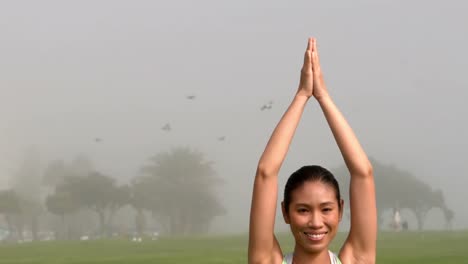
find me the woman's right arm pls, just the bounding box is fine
[248,38,314,264]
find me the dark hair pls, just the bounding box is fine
[283,165,341,213]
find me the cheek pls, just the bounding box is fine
[289,213,310,227]
[325,212,341,227]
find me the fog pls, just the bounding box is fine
[1,0,467,234]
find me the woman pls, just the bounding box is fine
[248,38,377,264]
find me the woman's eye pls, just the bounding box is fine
[298,208,308,213]
[323,208,332,212]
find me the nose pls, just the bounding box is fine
[307,212,323,229]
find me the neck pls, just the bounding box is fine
[292,247,330,264]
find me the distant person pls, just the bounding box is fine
[391,208,402,232]
[248,38,377,264]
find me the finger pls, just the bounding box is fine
[307,37,313,52]
[312,39,321,71]
[311,50,318,72]
[303,50,312,69]
[303,42,312,69]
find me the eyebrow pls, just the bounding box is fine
[294,201,335,207]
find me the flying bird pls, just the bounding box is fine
[260,100,273,111]
[217,136,226,141]
[186,95,196,100]
[94,138,102,143]
[161,123,171,131]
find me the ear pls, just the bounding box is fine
[339,199,345,222]
[281,201,290,224]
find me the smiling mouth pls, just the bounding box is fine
[303,232,328,241]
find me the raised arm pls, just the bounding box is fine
[248,38,314,264]
[311,40,377,264]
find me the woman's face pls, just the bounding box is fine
[282,181,343,254]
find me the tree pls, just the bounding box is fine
[42,156,98,239]
[135,147,225,235]
[42,155,96,188]
[442,207,454,230]
[129,178,155,237]
[18,198,43,241]
[105,185,131,234]
[334,157,451,230]
[45,191,78,239]
[10,147,42,240]
[0,190,21,239]
[57,172,129,237]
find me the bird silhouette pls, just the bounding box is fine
[260,101,273,111]
[161,123,171,131]
[94,138,102,143]
[186,95,196,100]
[217,136,226,141]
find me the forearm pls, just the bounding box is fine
[317,94,372,176]
[257,94,309,176]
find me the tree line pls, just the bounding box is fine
[334,157,454,230]
[0,147,225,241]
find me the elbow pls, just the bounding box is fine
[363,162,374,178]
[363,162,373,177]
[256,163,278,179]
[351,161,373,179]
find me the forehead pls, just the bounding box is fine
[290,181,337,204]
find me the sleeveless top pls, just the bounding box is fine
[282,250,342,264]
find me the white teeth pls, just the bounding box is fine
[305,233,325,239]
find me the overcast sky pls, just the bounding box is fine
[1,0,467,232]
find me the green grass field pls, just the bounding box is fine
[0,231,467,263]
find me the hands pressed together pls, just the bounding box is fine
[297,37,328,101]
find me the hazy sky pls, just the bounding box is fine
[1,0,467,232]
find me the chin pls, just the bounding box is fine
[303,241,329,253]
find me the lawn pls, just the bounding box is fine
[0,231,466,263]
